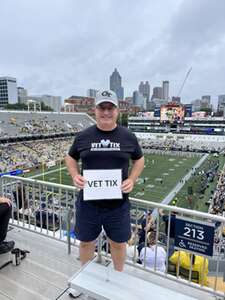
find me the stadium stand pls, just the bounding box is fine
[139,135,225,153]
[1,109,225,296]
[0,138,73,173]
[0,111,95,138]
[209,167,225,216]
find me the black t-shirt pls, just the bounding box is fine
[68,125,143,208]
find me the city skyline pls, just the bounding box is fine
[1,0,225,105]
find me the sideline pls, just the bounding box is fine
[30,166,67,179]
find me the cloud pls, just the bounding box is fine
[0,0,224,106]
[141,0,225,102]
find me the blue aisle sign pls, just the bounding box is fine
[174,217,215,257]
[0,169,23,177]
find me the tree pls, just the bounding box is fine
[40,102,53,111]
[5,103,28,110]
[118,113,128,126]
[200,107,212,115]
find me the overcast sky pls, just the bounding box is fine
[1,0,225,105]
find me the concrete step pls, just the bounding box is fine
[0,290,12,300]
[0,227,82,300]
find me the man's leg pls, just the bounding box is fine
[68,241,96,298]
[79,241,96,265]
[108,239,126,272]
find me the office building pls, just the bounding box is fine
[0,76,18,107]
[151,87,163,100]
[162,81,169,100]
[133,91,146,110]
[191,99,201,112]
[218,95,225,115]
[17,87,28,104]
[201,95,211,108]
[29,95,62,112]
[87,89,98,98]
[109,68,124,100]
[138,81,150,101]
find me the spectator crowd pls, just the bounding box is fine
[0,138,73,173]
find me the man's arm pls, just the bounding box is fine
[159,209,164,216]
[121,156,145,193]
[65,155,85,189]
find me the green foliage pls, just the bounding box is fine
[200,107,212,114]
[40,102,53,111]
[118,113,128,126]
[4,101,53,111]
[5,103,28,110]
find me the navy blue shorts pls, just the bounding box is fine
[75,200,131,243]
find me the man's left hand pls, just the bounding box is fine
[121,178,134,193]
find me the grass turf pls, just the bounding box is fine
[27,153,201,203]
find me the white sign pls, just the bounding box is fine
[46,160,56,168]
[83,169,122,201]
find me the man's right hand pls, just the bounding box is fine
[72,174,86,189]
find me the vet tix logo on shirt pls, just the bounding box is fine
[91,139,120,151]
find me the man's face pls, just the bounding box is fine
[95,102,119,130]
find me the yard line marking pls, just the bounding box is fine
[30,166,67,178]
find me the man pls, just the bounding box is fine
[65,89,144,272]
[0,196,15,254]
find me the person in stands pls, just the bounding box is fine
[0,196,15,254]
[140,231,166,272]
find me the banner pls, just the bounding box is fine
[83,169,122,201]
[174,217,215,257]
[0,169,23,177]
[46,161,56,168]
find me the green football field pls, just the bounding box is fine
[23,152,225,213]
[27,153,201,203]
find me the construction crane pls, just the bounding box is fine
[177,67,192,97]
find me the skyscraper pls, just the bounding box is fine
[87,89,98,98]
[17,87,28,104]
[132,91,146,110]
[138,81,150,101]
[218,95,225,114]
[200,95,211,110]
[0,77,18,107]
[109,68,124,100]
[162,81,169,100]
[152,87,163,100]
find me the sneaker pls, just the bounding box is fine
[67,288,82,298]
[0,241,15,254]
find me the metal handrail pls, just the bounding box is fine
[1,175,225,299]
